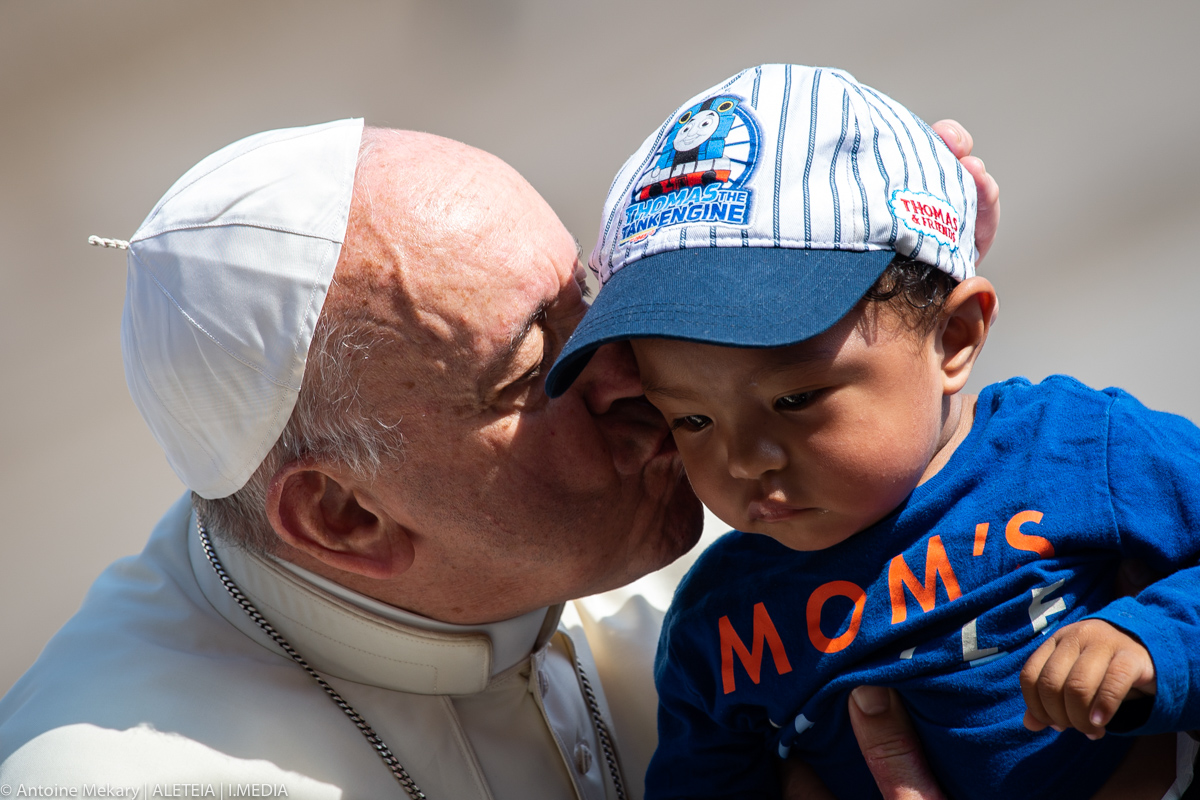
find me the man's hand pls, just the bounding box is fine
[931,120,1000,263]
[1020,619,1157,739]
[848,686,947,800]
[778,687,946,800]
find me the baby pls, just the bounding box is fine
[545,65,1200,799]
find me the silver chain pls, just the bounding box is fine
[574,655,628,800]
[197,518,427,799]
[198,517,628,800]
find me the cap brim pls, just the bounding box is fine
[545,246,894,398]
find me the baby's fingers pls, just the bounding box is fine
[1021,620,1157,738]
[1086,648,1151,732]
[1020,636,1062,732]
[1058,644,1132,739]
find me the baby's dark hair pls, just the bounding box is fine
[863,255,960,335]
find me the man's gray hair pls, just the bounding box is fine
[192,314,403,554]
[193,129,403,554]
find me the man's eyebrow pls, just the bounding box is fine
[477,300,549,397]
[574,253,592,299]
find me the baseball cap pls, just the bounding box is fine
[545,64,976,397]
[121,118,364,499]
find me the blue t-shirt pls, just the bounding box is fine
[648,376,1200,800]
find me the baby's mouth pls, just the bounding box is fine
[747,497,806,523]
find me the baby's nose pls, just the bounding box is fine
[726,435,787,479]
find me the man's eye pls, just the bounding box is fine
[496,363,547,411]
[671,415,711,433]
[776,392,815,411]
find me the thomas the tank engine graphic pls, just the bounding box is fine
[635,95,743,201]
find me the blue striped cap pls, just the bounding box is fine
[546,64,976,397]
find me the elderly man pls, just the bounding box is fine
[0,118,996,799]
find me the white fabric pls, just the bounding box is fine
[122,119,362,499]
[0,494,720,799]
[1163,733,1199,800]
[271,557,550,678]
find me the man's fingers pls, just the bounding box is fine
[962,157,1000,214]
[932,119,1001,263]
[778,759,836,800]
[848,686,946,800]
[931,120,973,159]
[961,155,1000,263]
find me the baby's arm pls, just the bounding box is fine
[1020,619,1156,739]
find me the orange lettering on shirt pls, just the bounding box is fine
[719,602,793,694]
[973,522,989,556]
[1005,510,1054,558]
[806,580,867,654]
[889,535,963,624]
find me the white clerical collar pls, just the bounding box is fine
[188,511,562,695]
[270,556,550,677]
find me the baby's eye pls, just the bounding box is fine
[775,392,815,411]
[671,414,712,433]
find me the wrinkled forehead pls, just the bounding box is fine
[326,141,576,408]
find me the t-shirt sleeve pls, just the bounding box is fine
[1086,389,1200,734]
[645,613,781,800]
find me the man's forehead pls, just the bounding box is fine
[330,127,578,406]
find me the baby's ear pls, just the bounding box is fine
[937,277,999,394]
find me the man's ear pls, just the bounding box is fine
[265,460,415,580]
[937,276,999,395]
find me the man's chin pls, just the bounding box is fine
[660,480,705,563]
[616,471,705,587]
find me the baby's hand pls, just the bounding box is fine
[1020,619,1156,739]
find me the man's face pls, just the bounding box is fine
[631,303,955,552]
[332,133,701,622]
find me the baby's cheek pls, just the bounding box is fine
[677,448,740,521]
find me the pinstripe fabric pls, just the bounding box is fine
[839,77,899,248]
[802,69,821,244]
[954,159,969,238]
[850,117,869,248]
[828,90,850,248]
[547,64,980,399]
[589,64,977,287]
[774,64,792,248]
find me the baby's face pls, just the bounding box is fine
[631,303,956,551]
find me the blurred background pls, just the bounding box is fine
[2,0,1198,695]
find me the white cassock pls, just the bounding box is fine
[0,493,722,800]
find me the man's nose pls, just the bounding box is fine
[571,342,645,414]
[726,431,788,480]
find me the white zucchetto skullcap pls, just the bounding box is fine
[121,118,364,499]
